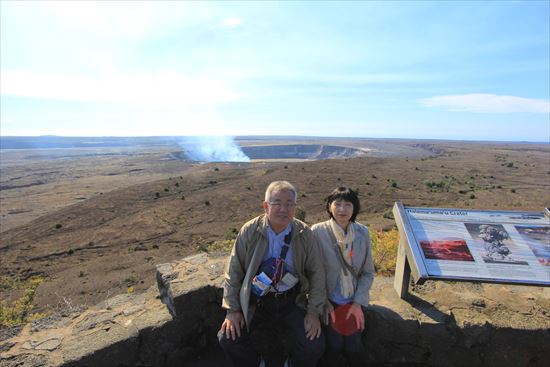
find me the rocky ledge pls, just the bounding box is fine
[1,253,549,367]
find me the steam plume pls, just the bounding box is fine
[180,136,250,162]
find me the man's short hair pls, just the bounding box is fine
[264,181,298,203]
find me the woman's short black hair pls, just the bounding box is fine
[325,186,360,222]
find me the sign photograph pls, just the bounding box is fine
[394,204,550,286]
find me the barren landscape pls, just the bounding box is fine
[1,136,549,321]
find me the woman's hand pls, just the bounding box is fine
[323,302,335,324]
[345,303,365,331]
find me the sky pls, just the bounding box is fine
[1,1,549,142]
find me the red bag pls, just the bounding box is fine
[330,303,361,336]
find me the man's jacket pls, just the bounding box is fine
[222,215,326,328]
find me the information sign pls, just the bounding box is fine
[392,202,550,299]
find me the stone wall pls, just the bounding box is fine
[1,253,549,367]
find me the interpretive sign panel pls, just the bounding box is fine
[392,202,550,298]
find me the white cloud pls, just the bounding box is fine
[21,1,156,39]
[1,70,240,105]
[221,17,243,27]
[420,94,550,113]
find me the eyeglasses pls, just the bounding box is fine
[269,202,296,210]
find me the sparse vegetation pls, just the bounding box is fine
[198,239,234,253]
[295,206,307,222]
[225,227,239,240]
[54,223,62,229]
[0,276,45,327]
[2,138,547,320]
[370,228,399,275]
[382,208,394,220]
[426,180,445,192]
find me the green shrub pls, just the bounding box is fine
[295,206,307,222]
[225,227,239,240]
[199,239,234,253]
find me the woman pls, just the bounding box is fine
[311,187,375,367]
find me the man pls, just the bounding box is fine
[218,181,325,367]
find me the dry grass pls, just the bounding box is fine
[198,228,401,277]
[370,228,400,275]
[0,276,46,327]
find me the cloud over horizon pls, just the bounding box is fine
[420,94,550,114]
[1,70,240,105]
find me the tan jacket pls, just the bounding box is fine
[222,215,326,327]
[311,220,375,308]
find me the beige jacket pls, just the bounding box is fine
[311,220,375,308]
[222,215,326,327]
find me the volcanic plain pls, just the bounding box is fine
[1,137,549,319]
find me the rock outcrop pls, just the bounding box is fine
[1,253,549,367]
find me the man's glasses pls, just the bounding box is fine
[269,202,296,210]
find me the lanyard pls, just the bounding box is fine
[272,231,292,284]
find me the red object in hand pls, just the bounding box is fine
[330,303,361,336]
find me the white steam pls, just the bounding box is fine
[180,136,250,162]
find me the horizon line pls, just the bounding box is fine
[0,134,547,145]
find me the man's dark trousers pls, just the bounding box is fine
[218,291,325,367]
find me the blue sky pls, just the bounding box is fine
[1,1,549,141]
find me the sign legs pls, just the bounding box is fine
[393,235,411,300]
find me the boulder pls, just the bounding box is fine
[1,253,548,367]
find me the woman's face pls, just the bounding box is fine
[330,199,354,227]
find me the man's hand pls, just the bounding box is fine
[304,313,322,340]
[345,303,365,331]
[220,311,245,341]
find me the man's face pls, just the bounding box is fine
[263,189,296,234]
